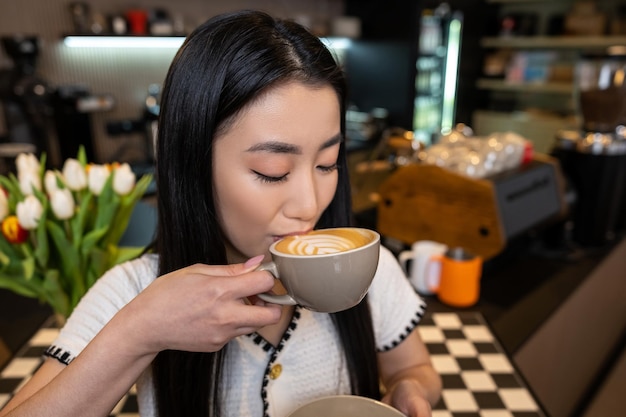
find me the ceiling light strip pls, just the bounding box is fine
[63,36,186,48]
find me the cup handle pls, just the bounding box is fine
[255,262,298,306]
[398,250,414,275]
[425,254,443,293]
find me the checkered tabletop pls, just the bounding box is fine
[420,312,545,417]
[0,312,545,417]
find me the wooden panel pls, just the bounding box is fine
[377,164,506,259]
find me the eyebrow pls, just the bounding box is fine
[245,133,343,154]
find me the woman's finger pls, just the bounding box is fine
[233,304,282,332]
[185,255,266,278]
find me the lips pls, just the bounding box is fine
[273,229,312,242]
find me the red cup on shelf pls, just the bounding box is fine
[126,9,148,35]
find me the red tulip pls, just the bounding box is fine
[1,215,28,244]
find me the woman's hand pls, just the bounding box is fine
[118,257,282,355]
[378,330,442,417]
[382,377,433,417]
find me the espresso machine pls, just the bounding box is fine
[0,35,52,167]
[552,50,626,246]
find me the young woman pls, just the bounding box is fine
[0,10,441,417]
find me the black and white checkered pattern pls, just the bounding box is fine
[420,312,545,417]
[0,312,545,417]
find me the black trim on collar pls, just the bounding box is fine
[249,333,275,352]
[260,307,302,417]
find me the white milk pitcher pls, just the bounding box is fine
[398,240,448,295]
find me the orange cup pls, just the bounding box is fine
[427,247,482,307]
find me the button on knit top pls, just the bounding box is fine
[46,246,426,417]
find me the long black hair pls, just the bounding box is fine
[153,10,379,417]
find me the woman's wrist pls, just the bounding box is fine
[104,298,163,359]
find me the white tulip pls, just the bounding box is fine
[88,165,110,196]
[44,170,62,194]
[50,188,75,220]
[16,153,40,177]
[16,195,43,230]
[62,158,87,191]
[18,171,42,195]
[0,190,8,221]
[112,163,136,196]
[17,153,42,195]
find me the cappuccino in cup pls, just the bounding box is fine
[274,228,372,255]
[257,227,380,312]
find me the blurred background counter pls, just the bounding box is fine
[2,1,626,416]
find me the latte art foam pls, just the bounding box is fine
[274,228,372,255]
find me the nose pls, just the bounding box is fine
[283,173,320,222]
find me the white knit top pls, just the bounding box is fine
[46,246,425,417]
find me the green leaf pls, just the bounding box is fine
[124,174,154,204]
[21,257,35,280]
[0,273,41,298]
[86,247,108,288]
[94,175,120,232]
[70,191,93,250]
[55,172,66,189]
[1,173,24,211]
[33,199,50,268]
[0,233,21,261]
[38,153,47,178]
[77,145,87,166]
[111,246,144,266]
[0,243,29,276]
[0,250,10,266]
[104,174,154,247]
[41,269,71,318]
[85,268,99,293]
[31,184,47,205]
[81,226,109,257]
[0,176,20,198]
[46,220,81,287]
[18,242,35,260]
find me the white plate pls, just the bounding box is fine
[288,395,405,417]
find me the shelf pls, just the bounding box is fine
[477,78,573,94]
[486,0,569,3]
[62,34,186,48]
[481,36,626,50]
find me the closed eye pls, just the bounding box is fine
[252,170,288,184]
[318,163,339,173]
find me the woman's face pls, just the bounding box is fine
[213,82,341,263]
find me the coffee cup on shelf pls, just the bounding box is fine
[257,227,380,313]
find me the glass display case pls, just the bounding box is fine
[413,3,464,144]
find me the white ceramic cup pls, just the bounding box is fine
[398,240,448,295]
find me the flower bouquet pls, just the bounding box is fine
[0,147,153,319]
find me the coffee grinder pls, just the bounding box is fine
[552,48,626,246]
